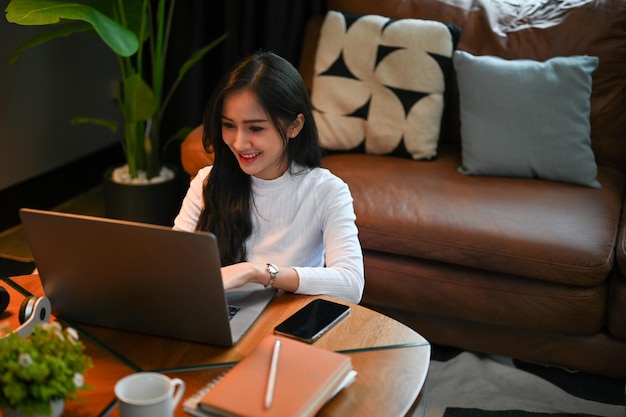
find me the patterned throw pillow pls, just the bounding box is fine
[311,11,460,159]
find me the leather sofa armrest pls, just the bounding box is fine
[180,125,214,179]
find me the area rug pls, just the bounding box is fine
[421,347,625,417]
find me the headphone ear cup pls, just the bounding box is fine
[13,296,51,338]
[19,296,38,324]
[0,286,9,314]
[0,296,51,339]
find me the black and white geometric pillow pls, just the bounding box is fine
[311,11,460,159]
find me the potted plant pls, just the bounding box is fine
[0,322,92,417]
[5,0,226,224]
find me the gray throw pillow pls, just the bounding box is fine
[454,50,600,188]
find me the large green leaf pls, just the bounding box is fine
[5,0,138,56]
[81,0,146,43]
[123,73,156,123]
[8,22,91,64]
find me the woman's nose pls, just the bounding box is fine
[232,128,247,148]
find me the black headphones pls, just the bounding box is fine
[0,285,51,337]
[0,285,9,314]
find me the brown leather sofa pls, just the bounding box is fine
[180,0,626,378]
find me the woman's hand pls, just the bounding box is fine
[220,262,265,290]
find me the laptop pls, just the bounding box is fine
[18,208,276,346]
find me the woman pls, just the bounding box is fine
[174,51,364,304]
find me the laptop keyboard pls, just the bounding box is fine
[228,305,241,320]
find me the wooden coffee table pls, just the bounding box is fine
[2,274,430,417]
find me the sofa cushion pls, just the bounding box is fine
[362,251,607,336]
[322,149,625,286]
[454,51,600,188]
[311,10,460,160]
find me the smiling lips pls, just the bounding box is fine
[239,152,261,163]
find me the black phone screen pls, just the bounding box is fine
[274,299,351,343]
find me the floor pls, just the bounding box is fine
[0,185,105,261]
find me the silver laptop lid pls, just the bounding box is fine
[19,208,275,346]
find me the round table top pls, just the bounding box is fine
[3,274,430,417]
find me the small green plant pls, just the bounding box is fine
[0,322,92,417]
[5,0,227,180]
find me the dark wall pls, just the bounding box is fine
[162,0,327,142]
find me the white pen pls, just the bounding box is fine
[264,339,281,409]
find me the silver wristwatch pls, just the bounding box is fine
[265,263,279,288]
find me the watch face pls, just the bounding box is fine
[267,263,279,276]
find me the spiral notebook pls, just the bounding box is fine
[183,335,357,417]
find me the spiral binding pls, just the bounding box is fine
[182,370,229,417]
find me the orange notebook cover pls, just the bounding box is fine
[197,335,354,417]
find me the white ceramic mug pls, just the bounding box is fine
[114,372,185,417]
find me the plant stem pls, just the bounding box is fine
[153,0,167,114]
[113,0,131,173]
[146,0,176,178]
[137,0,149,78]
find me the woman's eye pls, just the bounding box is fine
[222,122,235,129]
[250,126,264,133]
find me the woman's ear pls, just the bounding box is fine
[288,114,305,138]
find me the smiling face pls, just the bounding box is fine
[221,88,303,180]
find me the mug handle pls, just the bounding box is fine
[171,378,186,410]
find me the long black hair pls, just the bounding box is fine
[196,50,322,265]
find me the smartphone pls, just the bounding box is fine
[274,298,351,343]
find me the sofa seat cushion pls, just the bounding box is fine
[322,148,625,286]
[362,251,607,336]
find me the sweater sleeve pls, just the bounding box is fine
[173,166,211,232]
[293,176,364,304]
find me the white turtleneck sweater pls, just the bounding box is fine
[173,165,364,303]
